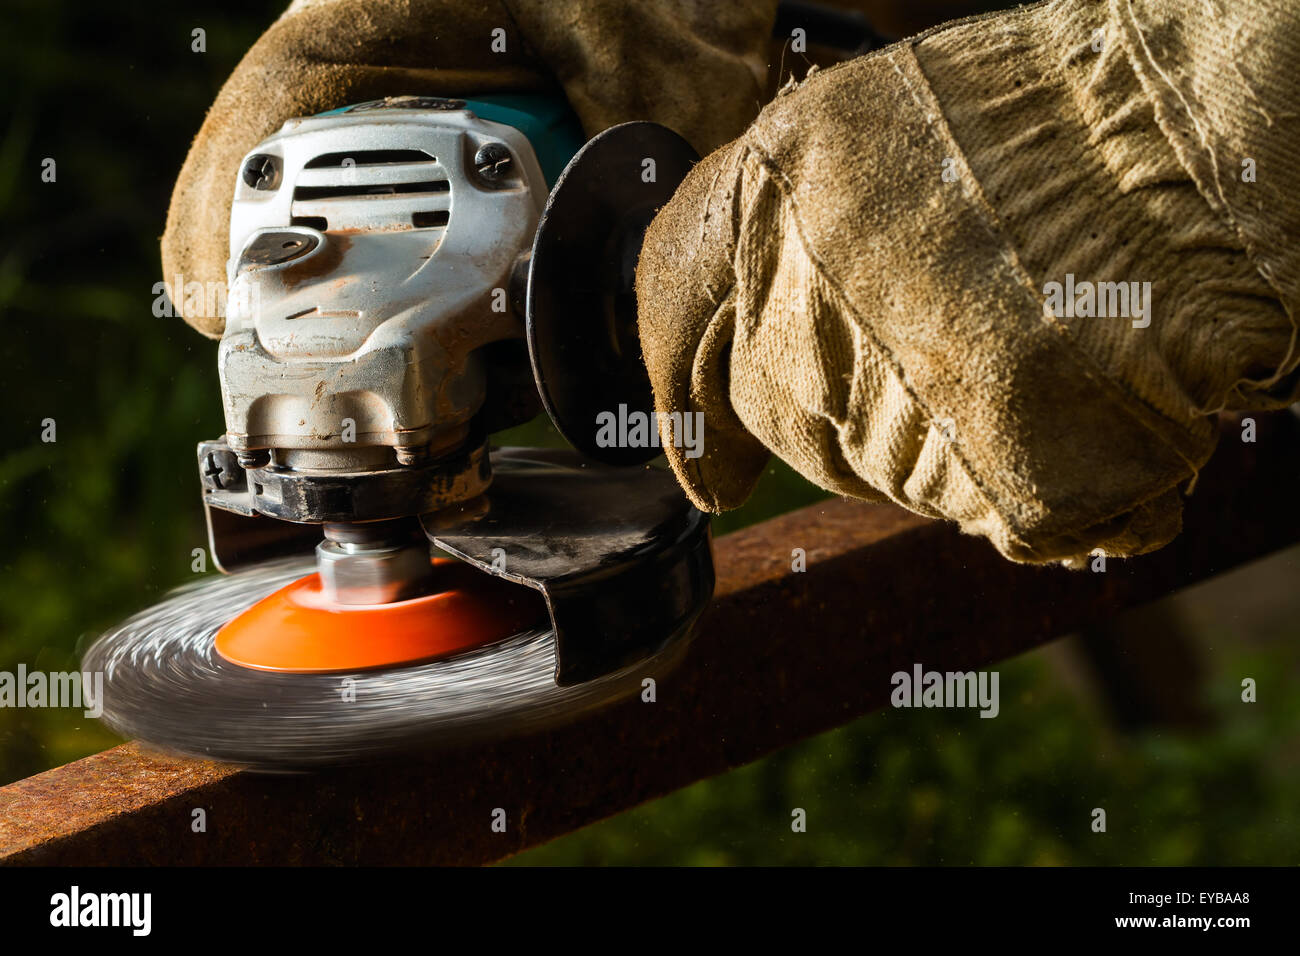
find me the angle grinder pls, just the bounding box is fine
[83,95,713,770]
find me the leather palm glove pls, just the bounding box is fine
[162,0,776,338]
[638,0,1300,565]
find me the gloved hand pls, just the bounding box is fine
[638,0,1300,564]
[163,0,776,338]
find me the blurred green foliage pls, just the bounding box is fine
[1,0,1297,867]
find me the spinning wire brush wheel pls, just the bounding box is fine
[85,555,688,770]
[84,449,712,771]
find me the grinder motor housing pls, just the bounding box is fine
[210,97,552,519]
[195,96,714,686]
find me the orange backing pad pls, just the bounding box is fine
[215,558,549,673]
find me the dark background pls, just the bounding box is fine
[2,0,1298,865]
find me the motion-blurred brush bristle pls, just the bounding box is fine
[83,557,683,770]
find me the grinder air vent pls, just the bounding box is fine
[290,148,451,233]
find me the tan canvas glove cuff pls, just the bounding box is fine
[163,0,775,338]
[637,0,1300,565]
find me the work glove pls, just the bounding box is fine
[162,0,776,338]
[638,0,1300,564]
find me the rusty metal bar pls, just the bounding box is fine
[2,413,1298,865]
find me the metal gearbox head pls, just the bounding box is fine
[221,98,547,471]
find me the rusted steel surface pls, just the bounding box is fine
[2,413,1298,865]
